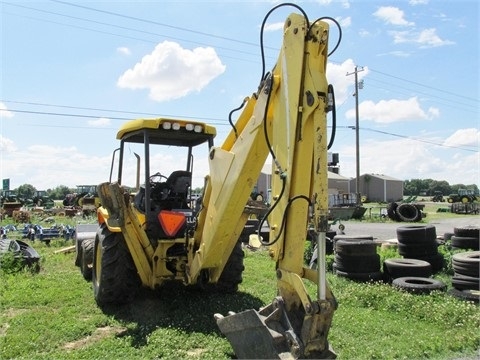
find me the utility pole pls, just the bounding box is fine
[347,66,364,205]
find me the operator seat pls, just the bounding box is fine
[165,170,192,209]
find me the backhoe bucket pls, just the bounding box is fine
[215,297,336,359]
[215,307,289,359]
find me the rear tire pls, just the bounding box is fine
[216,241,245,293]
[80,238,94,281]
[92,225,140,305]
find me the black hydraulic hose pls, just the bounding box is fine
[327,84,336,150]
[259,3,309,83]
[228,98,247,139]
[309,16,342,57]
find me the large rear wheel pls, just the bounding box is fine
[215,241,245,293]
[92,225,140,305]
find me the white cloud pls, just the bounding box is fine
[390,28,454,47]
[117,47,131,56]
[117,41,226,102]
[88,117,111,127]
[0,135,17,152]
[264,22,284,32]
[0,102,14,118]
[317,0,350,9]
[337,16,351,28]
[327,59,369,105]
[338,137,479,185]
[377,50,412,57]
[444,128,480,148]
[0,144,112,189]
[409,0,429,5]
[345,97,440,123]
[373,6,414,26]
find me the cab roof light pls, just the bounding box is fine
[185,123,194,131]
[162,122,172,130]
[172,122,181,130]
[194,125,203,133]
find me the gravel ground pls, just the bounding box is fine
[337,215,480,241]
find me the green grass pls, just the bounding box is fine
[1,227,479,359]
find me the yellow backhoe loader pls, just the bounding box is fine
[79,4,341,358]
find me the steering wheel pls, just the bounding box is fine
[149,172,168,185]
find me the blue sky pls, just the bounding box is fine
[1,0,479,191]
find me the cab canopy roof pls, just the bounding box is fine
[117,118,216,147]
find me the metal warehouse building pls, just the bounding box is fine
[350,173,403,203]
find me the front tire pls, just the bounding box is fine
[92,225,140,305]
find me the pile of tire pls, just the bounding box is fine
[450,226,479,251]
[332,235,382,282]
[383,258,432,283]
[449,251,480,303]
[387,202,423,222]
[396,225,444,273]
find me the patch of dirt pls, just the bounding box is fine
[187,348,206,357]
[62,325,127,350]
[1,308,29,337]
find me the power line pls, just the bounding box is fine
[3,2,265,60]
[369,68,478,103]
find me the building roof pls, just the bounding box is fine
[361,173,402,181]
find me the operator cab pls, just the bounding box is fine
[109,118,215,240]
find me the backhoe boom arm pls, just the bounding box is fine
[192,11,337,359]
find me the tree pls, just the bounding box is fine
[15,184,36,202]
[47,185,73,200]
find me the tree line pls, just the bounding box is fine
[403,179,479,196]
[3,180,479,203]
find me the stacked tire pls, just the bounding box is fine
[333,236,382,282]
[383,258,432,283]
[451,226,479,251]
[449,251,480,303]
[396,225,444,273]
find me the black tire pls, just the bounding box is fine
[397,242,438,257]
[334,239,377,256]
[392,277,446,294]
[215,240,245,293]
[443,232,454,242]
[334,253,380,273]
[383,258,432,280]
[396,225,437,244]
[92,225,141,305]
[451,236,479,250]
[412,253,445,273]
[396,203,419,222]
[387,202,400,221]
[334,267,383,282]
[453,226,480,238]
[80,238,94,281]
[452,251,480,277]
[451,274,480,291]
[448,288,480,303]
